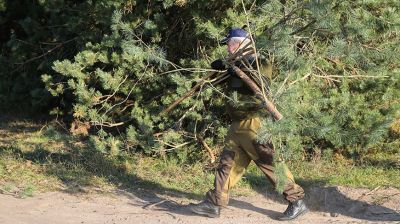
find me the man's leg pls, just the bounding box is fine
[250,140,308,220]
[251,141,305,201]
[205,146,251,206]
[233,117,308,220]
[190,131,251,217]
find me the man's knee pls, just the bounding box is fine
[218,149,236,168]
[252,140,275,164]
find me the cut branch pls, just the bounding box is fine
[264,4,304,34]
[161,47,255,116]
[12,37,77,72]
[161,70,223,116]
[91,121,125,127]
[232,66,283,121]
[197,136,216,163]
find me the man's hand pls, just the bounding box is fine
[211,59,225,71]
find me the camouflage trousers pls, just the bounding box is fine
[206,117,305,206]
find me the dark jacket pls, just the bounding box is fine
[224,55,272,121]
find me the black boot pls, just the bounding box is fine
[189,200,221,218]
[279,199,309,221]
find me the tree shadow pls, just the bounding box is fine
[356,157,400,170]
[0,135,203,206]
[1,117,399,222]
[3,142,400,222]
[241,172,400,222]
[228,198,283,220]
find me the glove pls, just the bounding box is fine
[227,67,235,76]
[211,59,226,71]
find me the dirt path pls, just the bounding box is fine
[1,186,399,224]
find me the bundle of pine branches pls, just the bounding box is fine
[40,0,399,167]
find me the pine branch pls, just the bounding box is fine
[161,70,222,116]
[232,65,283,120]
[155,140,192,152]
[12,38,78,73]
[197,136,216,163]
[91,121,125,127]
[161,46,255,116]
[263,3,304,35]
[94,75,129,106]
[290,19,317,35]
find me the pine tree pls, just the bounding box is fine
[38,0,400,190]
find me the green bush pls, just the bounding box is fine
[2,0,399,164]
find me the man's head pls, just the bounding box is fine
[220,28,251,54]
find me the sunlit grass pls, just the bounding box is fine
[1,119,399,199]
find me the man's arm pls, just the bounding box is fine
[231,65,283,121]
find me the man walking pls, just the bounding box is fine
[189,28,309,221]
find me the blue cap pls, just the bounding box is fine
[220,28,248,44]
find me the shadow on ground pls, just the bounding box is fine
[1,117,399,222]
[241,173,400,221]
[6,144,399,222]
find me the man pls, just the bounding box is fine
[189,28,309,221]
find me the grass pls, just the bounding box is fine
[133,157,215,195]
[291,159,400,189]
[0,118,399,199]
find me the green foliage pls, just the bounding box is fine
[44,1,399,156]
[1,0,399,191]
[0,0,141,111]
[44,10,216,159]
[0,0,5,12]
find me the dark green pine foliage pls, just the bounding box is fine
[44,10,171,154]
[39,0,399,191]
[251,1,400,154]
[43,1,235,161]
[0,0,142,111]
[248,0,400,191]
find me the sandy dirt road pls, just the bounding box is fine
[1,186,399,224]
